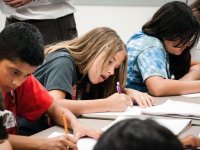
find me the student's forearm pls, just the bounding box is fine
[9,135,43,150]
[57,99,110,116]
[147,79,200,96]
[180,64,200,80]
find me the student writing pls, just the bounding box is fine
[126,1,200,96]
[34,27,154,116]
[0,22,99,150]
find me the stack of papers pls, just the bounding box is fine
[142,100,200,119]
[102,116,191,135]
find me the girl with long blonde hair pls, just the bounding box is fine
[35,27,153,115]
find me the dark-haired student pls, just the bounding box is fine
[126,1,200,96]
[0,22,99,150]
[93,118,184,150]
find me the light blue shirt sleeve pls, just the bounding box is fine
[137,47,169,82]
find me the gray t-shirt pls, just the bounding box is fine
[34,49,77,98]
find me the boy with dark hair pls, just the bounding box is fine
[94,118,184,150]
[0,22,99,150]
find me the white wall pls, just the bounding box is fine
[0,5,158,43]
[75,5,158,42]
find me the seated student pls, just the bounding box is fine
[181,135,200,148]
[126,1,200,96]
[34,27,154,116]
[190,0,200,21]
[93,118,184,150]
[0,92,12,150]
[0,22,99,150]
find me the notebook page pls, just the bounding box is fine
[142,99,200,118]
[48,132,97,150]
[102,116,191,135]
[83,106,141,116]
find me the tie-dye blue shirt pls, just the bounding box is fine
[126,31,171,92]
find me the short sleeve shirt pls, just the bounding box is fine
[126,31,171,92]
[4,75,53,134]
[34,49,77,98]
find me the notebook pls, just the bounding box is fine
[82,106,142,119]
[141,99,200,119]
[182,93,200,98]
[102,116,192,135]
[47,132,97,150]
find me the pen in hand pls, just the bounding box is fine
[116,82,121,94]
[62,112,68,134]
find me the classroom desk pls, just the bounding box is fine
[32,95,200,139]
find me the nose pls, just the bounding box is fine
[108,66,115,76]
[12,77,25,88]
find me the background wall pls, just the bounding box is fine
[0,0,196,43]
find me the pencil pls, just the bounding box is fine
[62,112,68,134]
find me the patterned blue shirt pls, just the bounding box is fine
[126,31,171,92]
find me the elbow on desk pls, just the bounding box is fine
[147,85,167,97]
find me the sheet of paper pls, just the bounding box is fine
[142,99,200,118]
[48,132,65,138]
[77,138,97,150]
[84,106,141,116]
[48,132,97,150]
[182,93,200,98]
[102,116,191,135]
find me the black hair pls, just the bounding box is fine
[0,22,44,66]
[94,119,184,150]
[142,1,200,79]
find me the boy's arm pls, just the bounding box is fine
[46,100,100,140]
[9,134,77,150]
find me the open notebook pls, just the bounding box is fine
[102,116,192,135]
[48,132,97,150]
[142,99,200,119]
[82,106,141,119]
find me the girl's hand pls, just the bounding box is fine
[124,88,154,108]
[106,93,133,112]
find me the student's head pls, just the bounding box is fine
[143,1,200,55]
[142,1,200,79]
[190,0,200,21]
[94,118,183,150]
[45,27,127,98]
[0,22,44,92]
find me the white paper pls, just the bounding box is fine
[48,132,97,150]
[77,138,97,150]
[84,106,141,116]
[182,93,200,98]
[48,132,65,138]
[102,116,191,135]
[142,99,200,118]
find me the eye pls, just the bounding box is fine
[11,70,19,76]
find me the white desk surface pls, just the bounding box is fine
[32,95,200,139]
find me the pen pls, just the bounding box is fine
[62,112,68,134]
[116,82,121,94]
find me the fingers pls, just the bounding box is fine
[134,93,154,108]
[64,135,77,150]
[74,128,101,140]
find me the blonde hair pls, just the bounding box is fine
[45,27,127,98]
